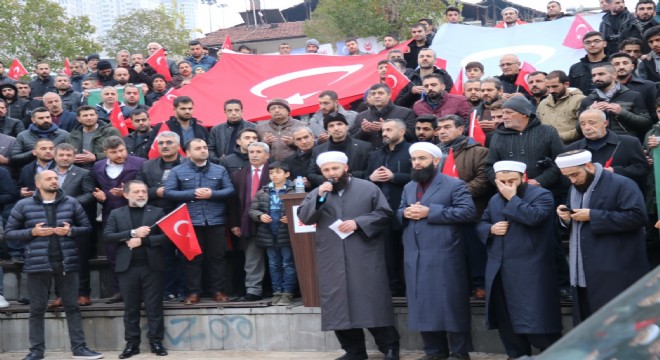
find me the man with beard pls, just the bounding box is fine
[164,96,209,148]
[5,170,102,360]
[569,31,609,96]
[556,149,648,324]
[298,151,400,360]
[12,107,69,167]
[527,71,548,105]
[618,38,644,63]
[256,98,306,161]
[495,54,533,101]
[600,0,635,55]
[208,99,256,162]
[54,75,82,113]
[398,141,476,360]
[351,84,416,149]
[413,74,471,122]
[396,48,453,108]
[610,52,658,122]
[537,70,586,144]
[29,61,56,100]
[113,68,131,87]
[309,90,357,143]
[308,112,372,187]
[145,75,170,105]
[0,98,24,137]
[565,109,648,191]
[404,23,430,70]
[464,80,482,108]
[104,180,168,358]
[544,1,571,21]
[437,115,493,301]
[122,85,150,116]
[124,110,158,159]
[129,53,156,87]
[70,60,87,93]
[185,40,217,71]
[477,161,562,359]
[219,128,260,174]
[382,34,399,51]
[18,139,56,199]
[1,83,30,125]
[367,119,412,296]
[283,127,315,187]
[474,78,504,136]
[415,114,438,143]
[579,64,651,141]
[95,60,117,87]
[68,105,122,170]
[620,0,658,53]
[42,92,77,132]
[495,7,527,28]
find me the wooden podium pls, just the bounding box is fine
[280,193,320,307]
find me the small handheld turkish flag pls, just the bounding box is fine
[449,69,464,95]
[384,63,411,100]
[145,47,172,81]
[8,58,28,80]
[147,121,186,159]
[468,110,486,146]
[222,35,233,51]
[156,204,202,261]
[63,58,72,77]
[442,148,459,178]
[563,14,594,49]
[435,58,447,70]
[109,101,129,137]
[515,62,537,94]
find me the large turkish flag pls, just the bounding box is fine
[148,52,385,125]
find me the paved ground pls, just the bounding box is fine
[2,350,509,359]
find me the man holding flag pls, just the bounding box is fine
[495,54,533,102]
[398,142,476,360]
[104,180,168,358]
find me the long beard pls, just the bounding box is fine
[330,171,350,193]
[574,171,595,193]
[411,163,436,184]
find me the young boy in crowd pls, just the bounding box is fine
[248,162,298,306]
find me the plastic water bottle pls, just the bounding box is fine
[294,176,305,193]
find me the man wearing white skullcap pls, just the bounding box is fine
[556,149,648,325]
[398,141,476,359]
[297,150,401,360]
[477,160,562,358]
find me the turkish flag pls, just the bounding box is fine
[386,38,413,55]
[384,63,410,101]
[146,52,388,125]
[146,47,172,81]
[515,62,537,94]
[449,68,463,95]
[63,58,72,77]
[442,148,459,178]
[147,88,180,124]
[109,101,129,136]
[8,58,28,80]
[469,110,486,146]
[563,14,594,49]
[147,121,187,159]
[222,35,233,50]
[156,204,202,261]
[435,58,447,70]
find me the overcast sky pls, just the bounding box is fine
[196,0,630,34]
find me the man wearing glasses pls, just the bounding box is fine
[569,31,609,96]
[495,54,534,102]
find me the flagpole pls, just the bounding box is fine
[151,203,188,228]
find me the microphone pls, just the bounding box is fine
[318,178,335,203]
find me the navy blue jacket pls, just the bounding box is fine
[5,190,91,273]
[164,159,234,226]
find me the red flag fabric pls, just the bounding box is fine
[145,47,172,81]
[435,58,447,70]
[442,148,459,178]
[222,35,233,50]
[449,69,464,95]
[146,52,391,124]
[523,171,529,183]
[384,63,411,101]
[563,14,595,49]
[156,204,202,261]
[604,157,613,168]
[469,110,486,146]
[109,101,129,136]
[147,121,187,159]
[515,62,537,94]
[147,88,180,124]
[7,58,28,80]
[63,58,72,77]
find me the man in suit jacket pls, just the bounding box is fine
[104,180,168,358]
[308,112,372,187]
[53,143,96,306]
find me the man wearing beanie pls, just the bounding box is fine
[305,39,320,53]
[255,98,306,161]
[145,74,171,105]
[307,112,372,187]
[95,60,117,87]
[86,54,100,74]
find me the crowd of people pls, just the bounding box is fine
[0,0,659,360]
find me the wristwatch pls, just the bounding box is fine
[130,229,137,238]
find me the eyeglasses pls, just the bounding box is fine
[158,140,176,146]
[499,62,518,68]
[583,39,603,46]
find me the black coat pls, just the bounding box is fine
[365,141,412,212]
[568,56,609,96]
[208,120,256,162]
[395,67,454,108]
[620,77,658,123]
[248,183,295,248]
[104,205,167,272]
[18,160,56,191]
[123,123,161,159]
[307,137,372,187]
[137,155,182,212]
[165,117,209,147]
[350,102,416,149]
[58,165,96,210]
[0,116,24,137]
[219,150,249,175]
